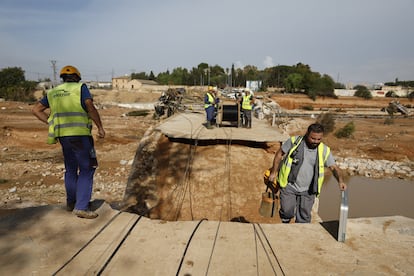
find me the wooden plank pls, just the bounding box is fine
[102,218,199,275]
[177,220,219,276]
[57,212,139,275]
[205,222,259,275]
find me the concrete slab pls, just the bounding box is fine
[1,203,413,275]
[155,111,289,143]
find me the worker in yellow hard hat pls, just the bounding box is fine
[204,86,218,129]
[240,88,254,128]
[32,65,105,219]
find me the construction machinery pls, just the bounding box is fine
[154,88,184,119]
[383,100,411,116]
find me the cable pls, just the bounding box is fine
[97,215,143,275]
[52,211,122,275]
[205,221,221,276]
[254,223,286,276]
[175,218,207,276]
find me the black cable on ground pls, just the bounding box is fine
[255,223,286,276]
[52,211,122,275]
[97,215,143,275]
[175,218,208,276]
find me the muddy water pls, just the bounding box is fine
[318,176,414,221]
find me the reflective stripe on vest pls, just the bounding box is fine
[242,95,252,110]
[277,136,330,195]
[47,83,92,144]
[204,92,215,109]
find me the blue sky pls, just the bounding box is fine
[1,0,413,85]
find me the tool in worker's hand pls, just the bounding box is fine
[259,169,279,217]
[338,189,348,242]
[263,169,279,194]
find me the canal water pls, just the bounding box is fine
[318,176,414,221]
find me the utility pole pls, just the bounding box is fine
[50,60,57,87]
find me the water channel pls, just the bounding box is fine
[318,176,414,221]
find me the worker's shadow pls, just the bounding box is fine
[89,199,105,211]
[320,220,339,240]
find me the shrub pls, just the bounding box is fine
[335,122,355,138]
[127,110,150,117]
[384,118,394,125]
[353,85,372,99]
[317,112,335,134]
[301,105,314,111]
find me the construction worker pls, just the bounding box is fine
[32,65,105,219]
[241,88,254,128]
[204,86,218,129]
[268,123,347,223]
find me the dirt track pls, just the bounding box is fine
[0,90,413,214]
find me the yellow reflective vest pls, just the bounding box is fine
[204,92,215,109]
[277,136,330,195]
[242,95,252,110]
[46,83,92,144]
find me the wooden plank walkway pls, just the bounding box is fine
[0,202,413,275]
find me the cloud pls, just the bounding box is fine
[263,56,274,68]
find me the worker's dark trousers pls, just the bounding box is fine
[205,106,215,123]
[279,185,315,223]
[59,136,96,211]
[242,109,252,128]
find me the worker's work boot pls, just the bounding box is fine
[73,209,98,219]
[206,122,214,129]
[66,202,75,212]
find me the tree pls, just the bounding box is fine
[0,67,36,101]
[284,73,303,93]
[156,70,170,85]
[131,71,148,80]
[310,74,336,98]
[148,71,155,80]
[169,67,190,85]
[354,85,372,99]
[0,67,25,87]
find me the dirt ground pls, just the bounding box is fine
[0,89,413,216]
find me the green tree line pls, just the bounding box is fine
[132,62,344,99]
[2,63,414,102]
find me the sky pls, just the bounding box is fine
[1,0,413,85]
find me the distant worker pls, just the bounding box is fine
[240,88,254,128]
[236,91,243,127]
[268,123,347,223]
[32,65,105,219]
[204,86,218,129]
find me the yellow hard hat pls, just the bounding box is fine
[60,65,81,80]
[208,86,214,91]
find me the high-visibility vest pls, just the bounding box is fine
[277,136,330,195]
[204,92,215,109]
[46,83,92,144]
[242,95,252,110]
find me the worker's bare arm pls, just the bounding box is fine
[329,164,347,191]
[31,102,49,124]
